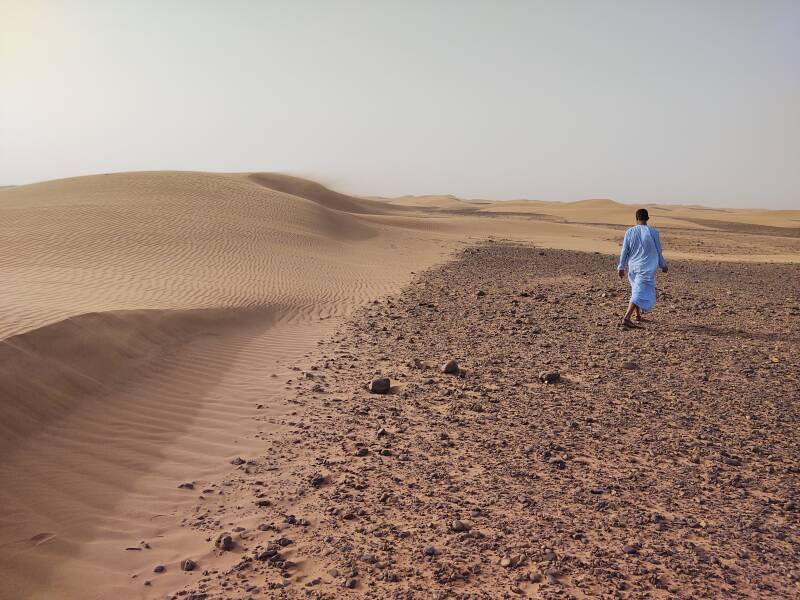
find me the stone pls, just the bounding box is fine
[255,499,272,507]
[177,482,195,490]
[310,473,326,487]
[623,544,639,555]
[369,378,391,394]
[230,457,246,465]
[180,558,197,572]
[423,545,437,556]
[355,447,369,457]
[442,360,460,374]
[621,362,638,370]
[215,534,234,551]
[450,520,471,532]
[345,577,357,588]
[153,565,166,573]
[539,371,560,384]
[256,548,280,561]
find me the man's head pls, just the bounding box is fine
[635,208,649,223]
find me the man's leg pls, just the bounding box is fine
[622,302,638,327]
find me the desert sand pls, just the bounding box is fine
[0,172,797,599]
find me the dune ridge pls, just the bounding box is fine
[0,307,276,452]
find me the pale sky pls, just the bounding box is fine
[1,0,798,208]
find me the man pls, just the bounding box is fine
[617,208,668,328]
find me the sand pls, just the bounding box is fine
[0,172,797,599]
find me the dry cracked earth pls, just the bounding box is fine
[167,243,799,600]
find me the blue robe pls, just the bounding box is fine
[617,225,667,311]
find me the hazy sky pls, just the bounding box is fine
[2,1,798,208]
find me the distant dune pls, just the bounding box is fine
[380,193,800,230]
[0,171,797,599]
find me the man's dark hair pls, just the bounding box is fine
[635,208,649,221]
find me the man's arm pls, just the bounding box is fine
[653,229,668,272]
[617,229,631,276]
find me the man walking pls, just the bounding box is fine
[617,208,668,328]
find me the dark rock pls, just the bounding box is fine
[369,378,391,394]
[442,360,460,374]
[256,547,280,561]
[310,473,326,487]
[539,371,560,384]
[153,565,165,573]
[180,558,197,571]
[215,534,234,551]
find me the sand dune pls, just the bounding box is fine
[0,171,452,598]
[0,171,797,599]
[383,193,800,230]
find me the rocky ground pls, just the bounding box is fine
[166,243,799,599]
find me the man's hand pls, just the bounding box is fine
[618,269,625,279]
[661,266,668,273]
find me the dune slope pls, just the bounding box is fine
[0,171,455,598]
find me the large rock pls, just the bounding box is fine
[369,378,391,394]
[442,360,460,374]
[215,533,234,551]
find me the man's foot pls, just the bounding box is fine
[620,318,638,329]
[635,315,646,323]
